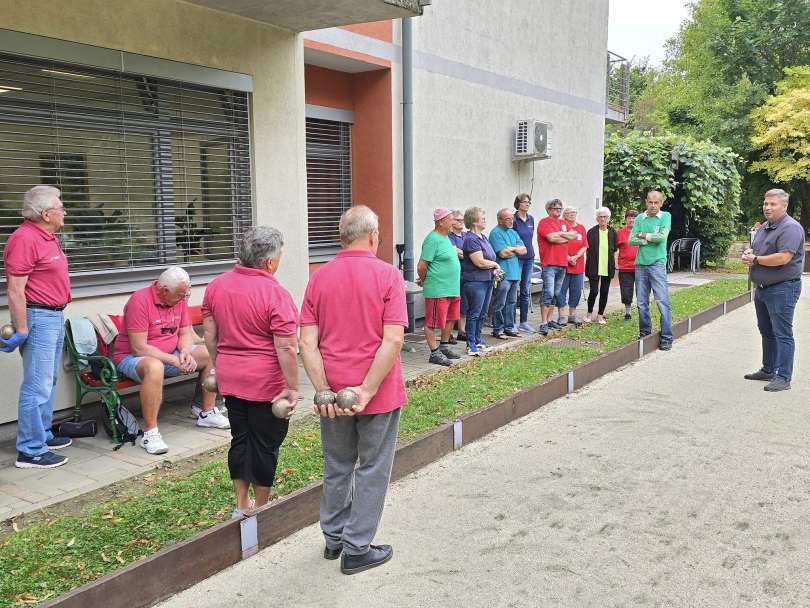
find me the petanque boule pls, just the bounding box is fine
[0,324,15,340]
[202,370,218,393]
[335,388,359,409]
[314,389,336,406]
[271,397,292,419]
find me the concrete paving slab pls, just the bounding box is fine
[158,279,809,608]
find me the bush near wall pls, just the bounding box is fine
[603,131,742,263]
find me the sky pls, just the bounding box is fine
[608,0,693,66]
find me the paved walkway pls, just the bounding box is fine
[0,272,716,521]
[159,277,809,608]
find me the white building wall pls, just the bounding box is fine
[409,0,609,241]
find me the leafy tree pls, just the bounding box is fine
[603,131,741,263]
[751,66,810,235]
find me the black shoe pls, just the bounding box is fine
[15,451,68,469]
[341,544,393,575]
[491,332,509,340]
[504,330,519,338]
[764,377,791,392]
[439,345,461,359]
[548,320,564,330]
[624,313,632,321]
[47,436,72,450]
[658,341,672,351]
[744,369,774,381]
[447,335,457,345]
[538,324,549,336]
[324,545,342,560]
[456,331,467,342]
[428,350,453,367]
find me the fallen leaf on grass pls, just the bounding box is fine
[116,551,126,564]
[100,552,110,562]
[101,511,115,520]
[66,537,75,547]
[14,592,39,604]
[12,521,19,532]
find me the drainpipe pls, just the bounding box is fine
[402,16,415,331]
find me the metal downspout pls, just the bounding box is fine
[402,17,415,331]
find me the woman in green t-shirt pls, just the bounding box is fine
[584,207,617,324]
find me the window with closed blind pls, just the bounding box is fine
[306,117,352,262]
[0,51,252,282]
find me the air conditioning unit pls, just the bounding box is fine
[513,119,552,162]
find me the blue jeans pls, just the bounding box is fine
[17,308,64,456]
[517,257,534,323]
[555,273,584,309]
[754,279,802,381]
[492,279,518,332]
[541,265,566,307]
[635,262,673,343]
[463,280,493,347]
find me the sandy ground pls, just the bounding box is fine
[158,281,810,608]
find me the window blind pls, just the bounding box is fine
[0,51,252,277]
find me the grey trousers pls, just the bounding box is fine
[320,407,401,556]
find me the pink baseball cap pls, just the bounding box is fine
[433,207,453,222]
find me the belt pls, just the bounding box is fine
[757,278,800,290]
[26,302,66,311]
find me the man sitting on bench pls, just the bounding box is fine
[113,266,230,455]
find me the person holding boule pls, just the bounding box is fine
[202,226,300,517]
[299,205,407,575]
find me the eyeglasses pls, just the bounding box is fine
[549,206,563,211]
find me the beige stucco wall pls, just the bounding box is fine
[0,0,308,424]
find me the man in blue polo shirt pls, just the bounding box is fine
[742,189,805,392]
[489,208,526,339]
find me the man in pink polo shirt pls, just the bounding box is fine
[299,205,407,575]
[114,266,227,455]
[3,186,72,469]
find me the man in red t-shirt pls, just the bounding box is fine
[536,198,578,335]
[299,205,407,576]
[615,209,640,320]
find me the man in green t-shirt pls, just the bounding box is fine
[629,190,673,350]
[417,208,461,366]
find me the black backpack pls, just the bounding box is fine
[102,403,142,449]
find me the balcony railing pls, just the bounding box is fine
[606,51,630,124]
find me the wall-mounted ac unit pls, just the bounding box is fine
[513,119,552,162]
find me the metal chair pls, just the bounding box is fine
[668,238,701,273]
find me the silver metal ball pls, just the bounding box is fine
[0,324,15,340]
[335,388,359,409]
[271,398,292,419]
[314,389,336,406]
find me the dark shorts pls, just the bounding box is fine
[424,296,461,329]
[225,395,289,487]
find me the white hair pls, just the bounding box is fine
[157,266,190,289]
[563,206,578,215]
[339,205,379,246]
[595,206,612,219]
[764,188,789,205]
[22,185,61,220]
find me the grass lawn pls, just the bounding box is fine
[0,278,748,607]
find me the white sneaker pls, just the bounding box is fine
[197,406,231,429]
[597,316,607,325]
[139,429,169,455]
[231,499,256,519]
[190,399,227,419]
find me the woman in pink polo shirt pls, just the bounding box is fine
[202,226,299,517]
[2,186,72,469]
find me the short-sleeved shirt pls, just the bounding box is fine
[419,231,461,298]
[448,231,465,251]
[299,249,408,415]
[202,265,299,402]
[113,282,191,365]
[488,225,522,281]
[616,226,638,271]
[750,213,806,287]
[461,232,496,282]
[537,216,569,267]
[565,223,587,275]
[512,213,535,260]
[3,220,71,307]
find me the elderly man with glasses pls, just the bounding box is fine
[114,266,229,455]
[3,186,73,469]
[536,198,578,335]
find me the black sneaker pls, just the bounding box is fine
[428,350,453,367]
[439,344,461,359]
[744,369,774,381]
[341,544,393,575]
[764,377,791,392]
[47,436,72,450]
[456,331,467,342]
[624,313,632,321]
[658,341,672,351]
[538,324,549,336]
[324,545,343,560]
[504,330,519,338]
[447,335,458,345]
[548,320,564,330]
[15,451,68,469]
[491,332,509,340]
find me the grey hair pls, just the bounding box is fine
[339,205,378,246]
[463,206,485,230]
[563,206,578,215]
[238,226,284,268]
[764,188,789,205]
[545,198,563,211]
[595,206,612,219]
[22,185,61,220]
[157,266,190,289]
[451,209,463,218]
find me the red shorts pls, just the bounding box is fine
[424,296,461,329]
